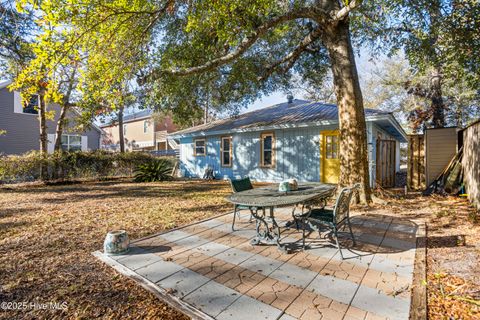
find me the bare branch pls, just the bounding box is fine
[334,0,363,21]
[143,7,318,82]
[258,26,323,81]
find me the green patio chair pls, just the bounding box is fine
[229,177,256,231]
[300,184,360,259]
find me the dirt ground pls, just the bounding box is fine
[0,180,478,319]
[368,190,480,319]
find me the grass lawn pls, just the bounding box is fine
[0,179,232,319]
[0,180,479,319]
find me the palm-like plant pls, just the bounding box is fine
[134,159,173,182]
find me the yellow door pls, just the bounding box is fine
[321,130,340,183]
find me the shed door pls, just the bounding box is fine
[321,130,340,184]
[376,139,396,188]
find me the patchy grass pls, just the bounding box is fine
[0,179,232,319]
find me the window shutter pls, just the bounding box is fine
[13,91,23,113]
[81,136,88,151]
[47,134,55,154]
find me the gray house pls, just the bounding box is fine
[0,80,103,155]
[170,99,408,188]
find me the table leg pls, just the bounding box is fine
[249,207,287,253]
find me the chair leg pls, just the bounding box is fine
[249,208,254,222]
[302,218,306,250]
[347,218,356,245]
[333,227,344,260]
[232,205,238,231]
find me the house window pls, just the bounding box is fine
[23,95,39,114]
[221,136,232,167]
[143,120,148,133]
[260,132,275,167]
[194,139,206,156]
[61,135,82,151]
[325,135,339,159]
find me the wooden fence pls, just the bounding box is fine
[407,135,426,191]
[462,121,480,208]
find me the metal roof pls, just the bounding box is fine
[171,99,391,137]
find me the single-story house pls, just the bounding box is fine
[0,80,103,155]
[169,98,408,187]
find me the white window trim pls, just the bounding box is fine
[62,134,83,151]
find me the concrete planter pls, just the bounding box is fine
[104,230,129,255]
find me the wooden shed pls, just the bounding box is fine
[425,127,459,185]
[408,127,459,190]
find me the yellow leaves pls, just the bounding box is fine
[45,109,57,121]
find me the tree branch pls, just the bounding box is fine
[143,7,317,82]
[334,0,363,21]
[258,26,323,81]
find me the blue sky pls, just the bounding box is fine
[247,49,378,112]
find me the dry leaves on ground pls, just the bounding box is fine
[0,179,232,319]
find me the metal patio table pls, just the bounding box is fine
[226,183,336,252]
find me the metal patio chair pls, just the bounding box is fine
[300,184,360,259]
[229,177,257,231]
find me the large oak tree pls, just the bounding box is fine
[30,0,381,202]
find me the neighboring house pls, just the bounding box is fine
[0,80,103,155]
[100,109,178,152]
[170,98,408,188]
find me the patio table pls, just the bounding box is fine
[226,183,336,252]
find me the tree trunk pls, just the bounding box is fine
[118,106,125,153]
[38,87,48,180]
[54,68,77,152]
[54,104,69,151]
[39,88,48,155]
[323,19,372,203]
[430,68,446,128]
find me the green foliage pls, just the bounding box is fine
[134,158,174,182]
[30,0,331,124]
[0,1,36,75]
[0,150,157,183]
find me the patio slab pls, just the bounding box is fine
[94,208,424,320]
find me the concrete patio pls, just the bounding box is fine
[95,208,424,320]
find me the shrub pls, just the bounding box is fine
[134,158,174,182]
[0,150,160,183]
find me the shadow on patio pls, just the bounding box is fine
[96,208,424,320]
